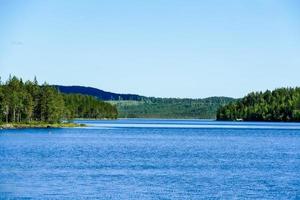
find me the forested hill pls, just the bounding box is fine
[55,85,235,119]
[217,88,300,122]
[0,77,118,124]
[55,85,143,101]
[109,97,235,119]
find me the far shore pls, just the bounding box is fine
[73,118,118,120]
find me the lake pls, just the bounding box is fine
[1,119,300,199]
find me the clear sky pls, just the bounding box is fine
[0,0,299,98]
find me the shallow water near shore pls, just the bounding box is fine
[1,119,300,199]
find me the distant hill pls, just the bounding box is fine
[55,85,143,101]
[109,97,235,119]
[55,85,235,119]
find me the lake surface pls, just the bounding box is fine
[1,119,300,199]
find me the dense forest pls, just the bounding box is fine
[0,76,117,124]
[63,94,117,119]
[110,97,234,119]
[55,85,235,119]
[217,88,300,122]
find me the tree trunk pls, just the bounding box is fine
[13,108,16,122]
[5,105,9,123]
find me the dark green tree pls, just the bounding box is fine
[217,87,300,122]
[0,76,118,123]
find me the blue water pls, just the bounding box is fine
[1,119,300,199]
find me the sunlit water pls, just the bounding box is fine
[1,119,300,199]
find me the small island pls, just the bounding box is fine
[0,76,118,129]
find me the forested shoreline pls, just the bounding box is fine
[0,76,117,126]
[110,97,234,119]
[217,88,300,122]
[3,76,300,124]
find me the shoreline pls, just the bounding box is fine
[0,122,86,129]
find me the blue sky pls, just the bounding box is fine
[0,0,300,98]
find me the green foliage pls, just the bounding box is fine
[109,97,234,119]
[63,94,118,119]
[0,76,118,123]
[217,88,300,122]
[40,85,65,123]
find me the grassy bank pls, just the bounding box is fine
[0,122,86,129]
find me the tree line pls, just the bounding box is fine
[112,96,234,119]
[63,94,118,119]
[217,88,300,122]
[0,76,118,123]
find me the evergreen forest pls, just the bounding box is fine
[0,76,118,124]
[217,88,300,122]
